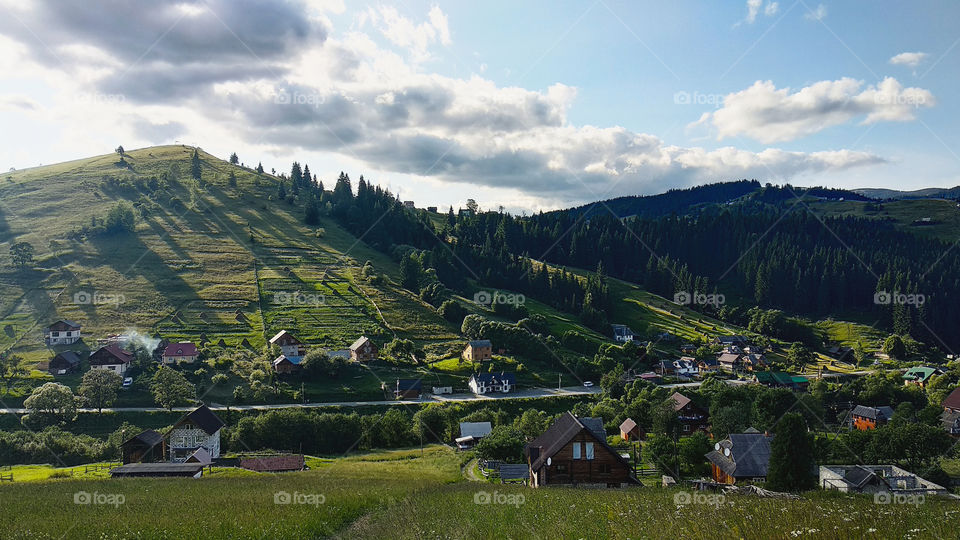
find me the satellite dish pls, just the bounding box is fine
[715,443,721,451]
[723,448,731,457]
[547,457,552,466]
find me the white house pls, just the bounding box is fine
[168,405,226,462]
[468,372,515,395]
[610,324,636,344]
[44,320,82,346]
[269,330,305,361]
[673,357,699,377]
[88,344,133,375]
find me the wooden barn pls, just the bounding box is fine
[121,429,165,464]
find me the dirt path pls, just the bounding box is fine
[462,458,483,482]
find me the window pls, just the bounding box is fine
[585,442,594,460]
[572,442,581,459]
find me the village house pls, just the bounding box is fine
[88,344,133,375]
[705,430,773,484]
[673,357,699,377]
[48,351,81,375]
[619,418,642,442]
[610,324,637,344]
[161,342,199,364]
[717,352,743,372]
[468,371,515,394]
[753,371,809,391]
[669,392,710,434]
[819,465,949,495]
[269,330,306,361]
[168,405,226,462]
[350,336,378,362]
[696,357,720,375]
[462,339,492,363]
[850,405,895,431]
[394,379,422,399]
[902,366,940,388]
[272,354,301,374]
[655,360,675,376]
[121,429,165,464]
[43,319,82,346]
[526,412,637,488]
[939,387,960,436]
[456,421,493,450]
[712,335,749,348]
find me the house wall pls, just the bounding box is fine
[44,329,81,345]
[463,345,491,362]
[711,463,736,484]
[537,431,632,487]
[91,363,128,375]
[169,427,221,461]
[853,416,877,431]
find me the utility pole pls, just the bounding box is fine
[558,374,561,390]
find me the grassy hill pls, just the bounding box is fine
[0,446,956,539]
[806,198,960,242]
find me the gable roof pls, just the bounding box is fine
[163,342,198,357]
[610,324,635,337]
[174,405,225,435]
[669,392,692,411]
[943,387,960,411]
[396,379,422,392]
[460,422,493,439]
[122,429,164,448]
[467,339,492,348]
[88,344,133,365]
[272,354,301,367]
[619,418,638,433]
[46,319,81,331]
[350,336,373,351]
[499,464,529,480]
[269,330,301,345]
[705,432,773,478]
[851,405,894,421]
[470,371,516,385]
[52,351,81,366]
[526,412,627,471]
[717,353,742,365]
[186,447,213,465]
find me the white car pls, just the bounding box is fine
[582,381,594,387]
[122,377,133,389]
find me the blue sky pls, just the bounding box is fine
[0,0,957,211]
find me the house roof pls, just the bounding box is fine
[163,342,198,357]
[240,454,305,472]
[110,463,205,476]
[174,405,225,435]
[944,387,960,411]
[186,447,213,465]
[669,392,692,411]
[122,429,164,448]
[272,354,301,366]
[580,417,606,441]
[499,464,529,480]
[350,336,374,351]
[705,432,773,478]
[754,371,801,386]
[467,339,492,348]
[396,379,422,391]
[88,344,133,365]
[526,412,628,471]
[269,330,301,345]
[470,372,516,385]
[619,418,638,433]
[903,366,938,382]
[851,405,895,421]
[718,353,742,365]
[52,351,81,366]
[460,422,493,439]
[611,324,635,337]
[46,319,80,331]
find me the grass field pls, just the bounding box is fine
[0,446,956,539]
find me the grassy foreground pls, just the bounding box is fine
[0,446,958,539]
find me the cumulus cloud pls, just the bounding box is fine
[889,51,928,68]
[744,0,778,24]
[0,1,889,204]
[805,3,827,21]
[695,77,935,143]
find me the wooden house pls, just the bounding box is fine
[44,320,82,346]
[619,418,642,442]
[168,405,225,462]
[850,405,894,431]
[525,412,637,488]
[705,431,773,484]
[48,351,81,375]
[162,342,199,364]
[394,379,422,399]
[269,330,306,361]
[902,366,940,388]
[350,336,378,362]
[462,340,492,362]
[121,429,165,464]
[669,392,710,434]
[456,421,493,450]
[88,344,133,375]
[272,354,301,374]
[940,388,960,436]
[717,352,743,372]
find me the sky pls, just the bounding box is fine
[0,0,958,212]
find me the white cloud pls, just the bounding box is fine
[764,2,779,16]
[805,3,827,21]
[889,51,928,68]
[743,0,778,24]
[695,77,935,143]
[360,5,451,62]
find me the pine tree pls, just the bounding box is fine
[766,413,816,492]
[277,181,287,200]
[256,162,264,174]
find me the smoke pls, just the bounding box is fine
[123,329,161,353]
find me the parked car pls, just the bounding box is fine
[122,377,133,389]
[582,381,594,387]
